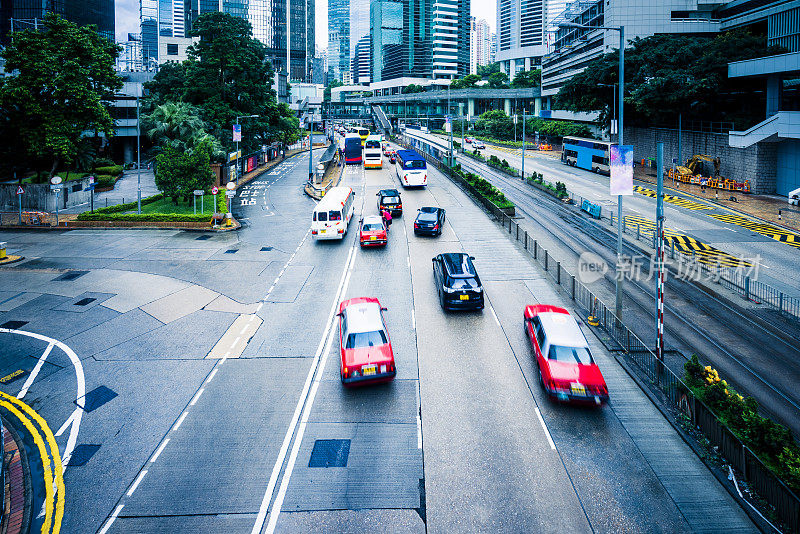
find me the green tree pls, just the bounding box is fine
[324,80,344,102]
[142,62,188,112]
[450,74,482,90]
[0,13,122,179]
[477,62,501,78]
[555,30,782,129]
[511,69,541,88]
[403,84,425,94]
[487,72,510,89]
[155,138,216,203]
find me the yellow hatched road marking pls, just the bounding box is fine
[633,186,712,210]
[708,213,800,249]
[0,390,65,533]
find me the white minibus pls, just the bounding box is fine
[311,186,355,240]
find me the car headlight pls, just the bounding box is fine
[443,286,456,293]
[475,286,483,293]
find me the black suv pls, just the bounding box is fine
[377,189,402,217]
[432,253,484,311]
[414,207,445,236]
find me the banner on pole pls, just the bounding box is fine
[233,124,242,142]
[444,116,451,133]
[609,145,634,196]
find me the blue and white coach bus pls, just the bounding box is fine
[395,149,428,187]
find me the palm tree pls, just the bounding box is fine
[145,102,208,153]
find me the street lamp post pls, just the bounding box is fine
[448,84,453,166]
[561,22,625,319]
[235,114,260,183]
[136,93,141,214]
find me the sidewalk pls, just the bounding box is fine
[2,421,28,534]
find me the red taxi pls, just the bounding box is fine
[524,304,609,405]
[338,297,396,386]
[359,215,388,247]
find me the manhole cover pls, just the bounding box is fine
[0,320,28,329]
[309,439,350,468]
[74,298,96,306]
[54,271,89,281]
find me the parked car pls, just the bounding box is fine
[377,189,403,217]
[414,206,445,236]
[524,304,609,405]
[338,297,396,386]
[464,136,474,144]
[789,187,800,206]
[389,152,396,164]
[472,140,485,149]
[359,215,388,247]
[432,253,484,311]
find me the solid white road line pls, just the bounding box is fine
[534,407,557,450]
[126,470,148,497]
[206,368,218,384]
[17,341,55,399]
[489,305,501,327]
[150,438,170,463]
[98,504,124,534]
[251,243,357,534]
[416,414,422,449]
[411,309,415,330]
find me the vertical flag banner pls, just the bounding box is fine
[610,145,634,196]
[445,116,452,133]
[233,124,242,142]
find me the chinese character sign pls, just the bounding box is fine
[233,124,242,142]
[610,145,634,196]
[444,117,451,133]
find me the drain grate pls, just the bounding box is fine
[74,298,96,306]
[67,444,101,466]
[0,320,28,329]
[308,439,350,468]
[78,385,118,412]
[260,246,273,251]
[224,249,238,254]
[195,235,211,241]
[54,271,89,281]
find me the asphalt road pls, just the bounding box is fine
[0,147,755,533]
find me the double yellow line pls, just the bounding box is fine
[0,390,64,533]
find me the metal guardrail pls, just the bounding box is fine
[397,131,800,532]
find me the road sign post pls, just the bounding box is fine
[655,143,665,375]
[51,176,62,226]
[193,190,204,215]
[16,185,24,224]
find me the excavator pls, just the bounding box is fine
[669,154,751,193]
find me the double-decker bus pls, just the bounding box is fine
[364,135,383,169]
[561,136,616,175]
[357,128,370,147]
[395,149,427,187]
[343,133,363,164]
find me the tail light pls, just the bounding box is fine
[338,229,344,234]
[551,379,571,393]
[397,204,402,210]
[433,224,439,230]
[414,222,419,229]
[311,230,318,235]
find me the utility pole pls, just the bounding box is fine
[616,26,625,320]
[655,142,665,366]
[448,84,453,166]
[136,93,141,214]
[521,108,526,180]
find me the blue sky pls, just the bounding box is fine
[115,0,496,48]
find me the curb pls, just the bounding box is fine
[1,419,30,534]
[0,256,24,266]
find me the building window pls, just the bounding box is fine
[167,43,179,56]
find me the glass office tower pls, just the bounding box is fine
[1,0,115,45]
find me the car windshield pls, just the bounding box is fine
[346,330,387,349]
[365,141,380,148]
[417,212,437,221]
[316,211,327,222]
[404,159,426,169]
[447,276,478,289]
[382,196,399,204]
[362,223,383,231]
[329,210,342,221]
[548,345,593,365]
[420,207,438,213]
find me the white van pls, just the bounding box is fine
[312,186,355,240]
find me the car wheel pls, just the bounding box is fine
[539,370,544,389]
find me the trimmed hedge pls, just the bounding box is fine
[77,193,164,218]
[685,356,800,493]
[526,173,569,200]
[449,164,514,210]
[95,165,124,177]
[487,155,518,177]
[216,188,228,214]
[77,212,210,222]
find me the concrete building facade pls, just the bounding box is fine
[496,0,546,79]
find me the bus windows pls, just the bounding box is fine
[329,211,342,221]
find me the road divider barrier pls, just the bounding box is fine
[580,199,602,219]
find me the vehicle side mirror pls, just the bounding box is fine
[381,307,388,311]
[431,258,436,262]
[469,256,475,260]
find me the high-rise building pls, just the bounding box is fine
[496,0,546,79]
[328,0,349,82]
[184,0,314,82]
[368,0,469,84]
[0,0,115,45]
[469,17,492,74]
[352,34,370,84]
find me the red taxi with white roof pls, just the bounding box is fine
[359,215,388,247]
[338,297,396,386]
[524,304,609,405]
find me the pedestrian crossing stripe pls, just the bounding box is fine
[707,213,800,249]
[614,215,750,267]
[633,186,712,211]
